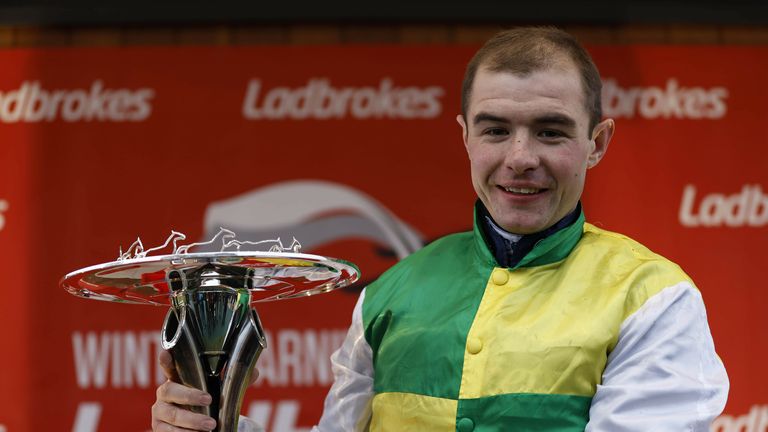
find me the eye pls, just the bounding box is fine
[538,129,566,140]
[483,127,509,137]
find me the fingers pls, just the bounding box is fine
[156,380,212,406]
[153,380,216,431]
[151,400,216,431]
[158,350,179,382]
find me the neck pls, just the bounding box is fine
[478,201,582,268]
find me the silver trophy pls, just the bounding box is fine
[61,229,359,432]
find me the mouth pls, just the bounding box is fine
[498,186,547,195]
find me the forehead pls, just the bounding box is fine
[468,65,588,125]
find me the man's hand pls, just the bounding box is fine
[151,350,261,431]
[151,350,217,431]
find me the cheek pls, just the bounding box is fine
[551,151,589,182]
[471,157,497,184]
[563,167,588,194]
[468,145,500,171]
[467,147,486,172]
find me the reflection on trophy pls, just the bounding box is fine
[61,228,359,432]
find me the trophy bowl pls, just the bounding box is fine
[61,231,359,432]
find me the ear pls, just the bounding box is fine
[587,118,614,169]
[456,114,469,155]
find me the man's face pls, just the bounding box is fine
[458,64,614,234]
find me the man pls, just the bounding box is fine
[152,27,728,431]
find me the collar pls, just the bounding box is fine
[473,200,585,269]
[485,216,523,244]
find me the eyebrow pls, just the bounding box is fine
[533,114,577,129]
[472,112,577,129]
[473,112,509,125]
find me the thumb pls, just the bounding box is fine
[158,349,180,382]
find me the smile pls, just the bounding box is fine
[501,186,543,194]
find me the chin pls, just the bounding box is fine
[498,220,545,235]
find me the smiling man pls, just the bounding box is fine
[458,67,611,236]
[152,27,728,432]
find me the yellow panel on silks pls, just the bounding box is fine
[370,392,457,432]
[458,223,693,400]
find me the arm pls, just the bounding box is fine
[312,289,375,432]
[586,282,729,432]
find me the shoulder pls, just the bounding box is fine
[407,230,475,260]
[373,230,474,283]
[577,223,691,280]
[362,230,474,310]
[574,223,695,318]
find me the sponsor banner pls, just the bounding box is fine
[241,78,444,120]
[0,80,154,123]
[602,78,728,120]
[0,134,34,431]
[712,405,768,432]
[0,45,764,430]
[680,184,768,228]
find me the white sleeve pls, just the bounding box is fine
[585,281,729,432]
[311,289,374,432]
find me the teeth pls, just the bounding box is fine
[504,187,539,194]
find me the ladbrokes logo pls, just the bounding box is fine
[242,78,444,120]
[679,184,767,227]
[0,80,154,123]
[711,405,768,432]
[603,78,728,120]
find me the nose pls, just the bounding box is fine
[504,133,539,174]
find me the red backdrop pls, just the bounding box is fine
[0,45,764,432]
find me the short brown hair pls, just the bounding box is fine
[461,27,603,134]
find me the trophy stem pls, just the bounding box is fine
[206,374,223,424]
[162,288,267,432]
